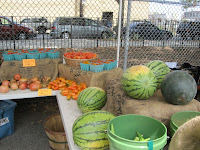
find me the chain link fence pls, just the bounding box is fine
[0,0,200,68]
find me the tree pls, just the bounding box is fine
[181,0,199,9]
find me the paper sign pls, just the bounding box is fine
[38,89,52,96]
[0,117,9,126]
[165,62,177,69]
[23,59,36,67]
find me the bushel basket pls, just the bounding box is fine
[43,113,69,150]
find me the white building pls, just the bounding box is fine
[148,14,167,25]
[182,11,200,21]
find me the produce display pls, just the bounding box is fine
[81,59,117,72]
[77,87,107,113]
[63,51,97,59]
[72,110,115,150]
[145,60,170,88]
[161,70,197,105]
[133,131,150,141]
[2,49,59,61]
[48,77,87,100]
[0,74,51,93]
[121,65,157,99]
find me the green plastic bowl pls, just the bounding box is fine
[170,111,200,137]
[108,114,167,150]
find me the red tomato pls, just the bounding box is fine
[14,74,21,81]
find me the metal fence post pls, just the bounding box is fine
[123,0,132,70]
[11,16,16,50]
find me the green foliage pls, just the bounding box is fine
[181,0,199,9]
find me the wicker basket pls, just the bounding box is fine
[63,55,99,67]
[43,114,69,150]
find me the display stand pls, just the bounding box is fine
[0,89,57,100]
[0,90,82,150]
[56,93,82,150]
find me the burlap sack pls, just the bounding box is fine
[58,64,123,91]
[169,116,200,150]
[102,78,200,129]
[0,58,61,82]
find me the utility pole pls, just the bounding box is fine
[80,0,84,17]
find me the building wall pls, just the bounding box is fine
[182,11,200,21]
[0,0,149,24]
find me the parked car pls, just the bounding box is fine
[177,21,200,40]
[0,16,37,40]
[120,20,151,38]
[50,17,114,39]
[20,17,51,34]
[128,22,173,40]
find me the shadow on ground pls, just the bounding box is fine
[0,96,59,150]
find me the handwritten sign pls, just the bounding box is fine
[38,89,52,96]
[23,59,36,67]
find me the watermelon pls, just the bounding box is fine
[145,60,170,88]
[161,70,197,105]
[77,87,107,113]
[72,110,115,150]
[121,65,157,99]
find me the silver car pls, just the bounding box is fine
[50,17,114,39]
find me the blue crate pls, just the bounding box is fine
[3,51,9,54]
[47,51,60,59]
[14,53,27,61]
[80,63,90,71]
[0,100,17,139]
[26,53,40,60]
[28,49,38,53]
[103,62,113,70]
[2,54,15,61]
[39,52,47,59]
[90,64,104,73]
[111,60,117,69]
[48,50,55,52]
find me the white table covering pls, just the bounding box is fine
[56,92,82,150]
[0,89,57,100]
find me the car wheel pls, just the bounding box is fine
[61,32,70,39]
[16,32,27,40]
[101,32,109,39]
[38,27,46,34]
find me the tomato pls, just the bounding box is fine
[14,74,21,81]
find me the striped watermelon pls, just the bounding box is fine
[145,60,170,88]
[72,110,115,150]
[77,87,107,113]
[121,65,157,99]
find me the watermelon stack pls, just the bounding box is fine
[121,65,157,99]
[161,70,197,105]
[145,60,170,88]
[77,87,107,113]
[72,110,115,150]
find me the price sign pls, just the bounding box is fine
[23,59,36,67]
[38,89,52,96]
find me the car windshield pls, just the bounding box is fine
[3,17,19,25]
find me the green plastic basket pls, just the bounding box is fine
[170,111,200,137]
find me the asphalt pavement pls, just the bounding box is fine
[1,34,200,50]
[0,96,59,150]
